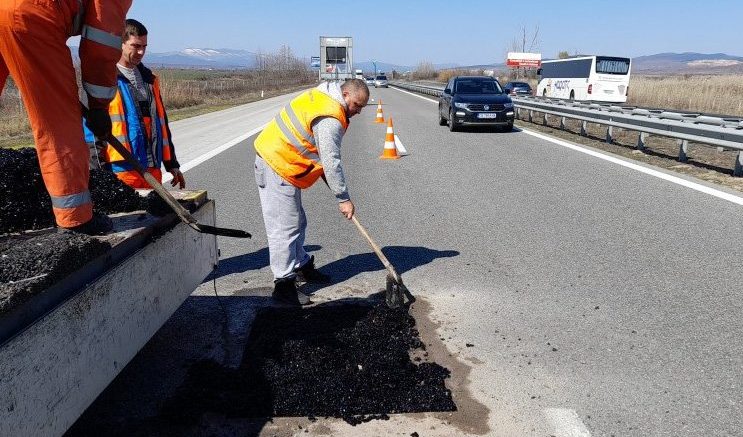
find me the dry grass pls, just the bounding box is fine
[0,68,315,148]
[627,75,743,116]
[0,86,30,142]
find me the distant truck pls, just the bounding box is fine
[354,69,364,80]
[319,36,353,81]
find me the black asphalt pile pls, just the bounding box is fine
[0,147,172,234]
[142,191,172,217]
[0,147,54,233]
[161,303,456,426]
[88,167,145,215]
[0,233,110,316]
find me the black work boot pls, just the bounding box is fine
[272,277,311,306]
[57,212,113,236]
[295,255,331,284]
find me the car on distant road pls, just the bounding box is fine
[374,75,388,88]
[438,76,514,132]
[365,76,375,86]
[503,81,533,96]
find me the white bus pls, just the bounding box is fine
[536,55,631,103]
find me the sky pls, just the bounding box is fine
[126,0,743,66]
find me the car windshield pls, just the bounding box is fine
[512,82,530,88]
[456,80,501,94]
[376,75,387,80]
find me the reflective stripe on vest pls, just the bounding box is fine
[81,24,121,50]
[50,191,92,209]
[254,88,348,189]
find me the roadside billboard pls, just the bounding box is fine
[507,52,542,68]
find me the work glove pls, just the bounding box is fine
[169,168,186,189]
[85,108,112,141]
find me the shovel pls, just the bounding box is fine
[103,133,251,238]
[350,214,414,309]
[81,100,250,238]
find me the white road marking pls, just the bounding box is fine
[391,85,743,207]
[521,128,743,207]
[162,124,266,183]
[544,408,592,437]
[391,85,439,104]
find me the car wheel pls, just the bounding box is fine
[448,110,458,132]
[503,122,514,132]
[438,105,447,126]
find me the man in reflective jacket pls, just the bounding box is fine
[85,19,185,189]
[254,79,369,306]
[0,0,131,235]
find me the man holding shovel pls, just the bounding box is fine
[254,79,369,306]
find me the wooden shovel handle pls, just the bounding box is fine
[351,215,402,284]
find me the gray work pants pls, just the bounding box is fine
[254,155,311,280]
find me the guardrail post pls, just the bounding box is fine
[543,113,548,126]
[580,121,587,137]
[560,116,566,131]
[637,132,647,151]
[528,110,533,123]
[677,139,689,162]
[606,126,613,144]
[734,152,743,177]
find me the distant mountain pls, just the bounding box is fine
[632,52,743,74]
[354,61,411,74]
[68,46,743,75]
[146,48,259,68]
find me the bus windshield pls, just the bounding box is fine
[595,57,630,74]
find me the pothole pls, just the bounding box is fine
[159,301,456,426]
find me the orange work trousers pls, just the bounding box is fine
[0,0,92,227]
[116,168,163,189]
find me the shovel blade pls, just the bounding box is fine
[385,273,412,309]
[194,224,252,239]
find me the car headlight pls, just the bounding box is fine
[504,102,514,108]
[453,102,468,109]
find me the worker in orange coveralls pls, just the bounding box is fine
[0,0,131,235]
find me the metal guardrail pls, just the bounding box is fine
[390,81,743,176]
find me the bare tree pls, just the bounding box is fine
[510,25,540,54]
[412,61,437,80]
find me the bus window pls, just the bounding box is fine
[595,57,630,74]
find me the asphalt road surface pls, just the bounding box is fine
[75,86,743,437]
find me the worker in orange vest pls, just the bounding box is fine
[0,0,131,235]
[254,79,369,306]
[85,19,185,190]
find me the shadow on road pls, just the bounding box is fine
[206,244,322,281]
[312,245,460,292]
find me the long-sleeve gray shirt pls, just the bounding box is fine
[312,82,350,202]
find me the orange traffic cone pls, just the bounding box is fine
[374,100,385,124]
[380,117,400,160]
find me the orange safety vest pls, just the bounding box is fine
[104,75,173,168]
[255,88,348,188]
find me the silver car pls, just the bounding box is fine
[374,75,388,88]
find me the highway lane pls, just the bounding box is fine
[161,91,301,181]
[82,86,743,436]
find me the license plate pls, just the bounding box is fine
[477,113,498,119]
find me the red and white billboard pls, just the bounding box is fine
[507,52,542,68]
